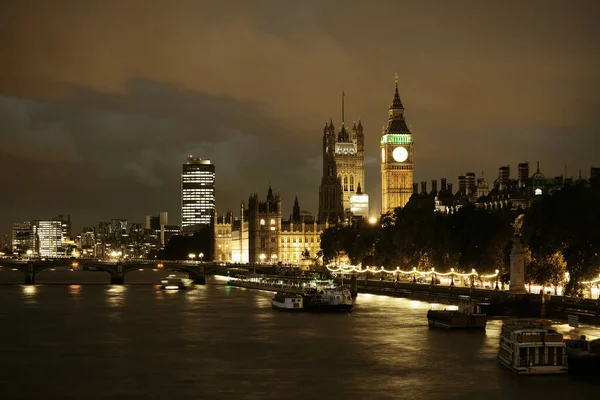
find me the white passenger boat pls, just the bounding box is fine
[497,320,568,375]
[160,275,193,290]
[302,286,353,312]
[271,292,303,311]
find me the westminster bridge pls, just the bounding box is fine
[0,257,227,285]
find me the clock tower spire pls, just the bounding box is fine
[380,74,414,214]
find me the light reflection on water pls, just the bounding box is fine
[21,285,37,305]
[105,285,127,307]
[68,284,82,296]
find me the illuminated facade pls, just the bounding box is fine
[214,212,233,262]
[37,220,62,257]
[11,221,37,255]
[349,187,369,218]
[214,189,327,265]
[279,218,324,264]
[319,92,365,219]
[11,220,62,257]
[181,156,215,229]
[380,75,414,214]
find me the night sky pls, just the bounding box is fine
[1,0,599,234]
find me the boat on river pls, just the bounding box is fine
[160,275,193,290]
[302,286,353,312]
[565,335,600,377]
[271,292,303,312]
[427,296,487,329]
[497,320,568,375]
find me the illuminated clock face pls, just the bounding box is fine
[392,146,408,162]
[381,148,385,162]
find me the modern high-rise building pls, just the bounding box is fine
[181,156,215,229]
[37,220,62,257]
[11,221,37,255]
[380,75,414,214]
[12,220,62,257]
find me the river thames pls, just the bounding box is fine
[0,270,598,399]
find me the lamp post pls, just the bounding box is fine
[431,267,435,285]
[188,253,196,262]
[26,249,33,258]
[199,252,204,263]
[495,269,500,291]
[471,269,476,289]
[412,267,417,283]
[450,268,455,286]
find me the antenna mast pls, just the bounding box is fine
[341,90,345,125]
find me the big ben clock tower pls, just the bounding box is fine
[380,74,414,214]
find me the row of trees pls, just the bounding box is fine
[320,182,600,295]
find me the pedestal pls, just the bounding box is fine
[509,235,526,294]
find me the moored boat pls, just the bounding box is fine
[271,292,304,311]
[497,320,568,375]
[427,297,487,329]
[302,286,353,312]
[565,335,600,377]
[160,275,193,290]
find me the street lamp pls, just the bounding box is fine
[471,269,476,289]
[188,253,196,262]
[431,267,435,285]
[199,252,204,263]
[26,250,33,258]
[450,268,455,286]
[495,269,500,291]
[259,253,266,264]
[412,267,417,283]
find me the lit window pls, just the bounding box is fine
[260,219,265,225]
[270,219,275,225]
[535,188,542,196]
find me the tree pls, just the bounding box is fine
[158,226,213,260]
[524,183,600,295]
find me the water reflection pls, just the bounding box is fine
[22,285,37,305]
[105,285,127,307]
[185,285,207,304]
[69,284,82,296]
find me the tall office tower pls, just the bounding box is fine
[12,221,37,255]
[330,91,365,213]
[37,220,63,257]
[380,74,414,214]
[181,156,216,229]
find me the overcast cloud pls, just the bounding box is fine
[0,0,599,233]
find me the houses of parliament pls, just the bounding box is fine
[214,77,414,264]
